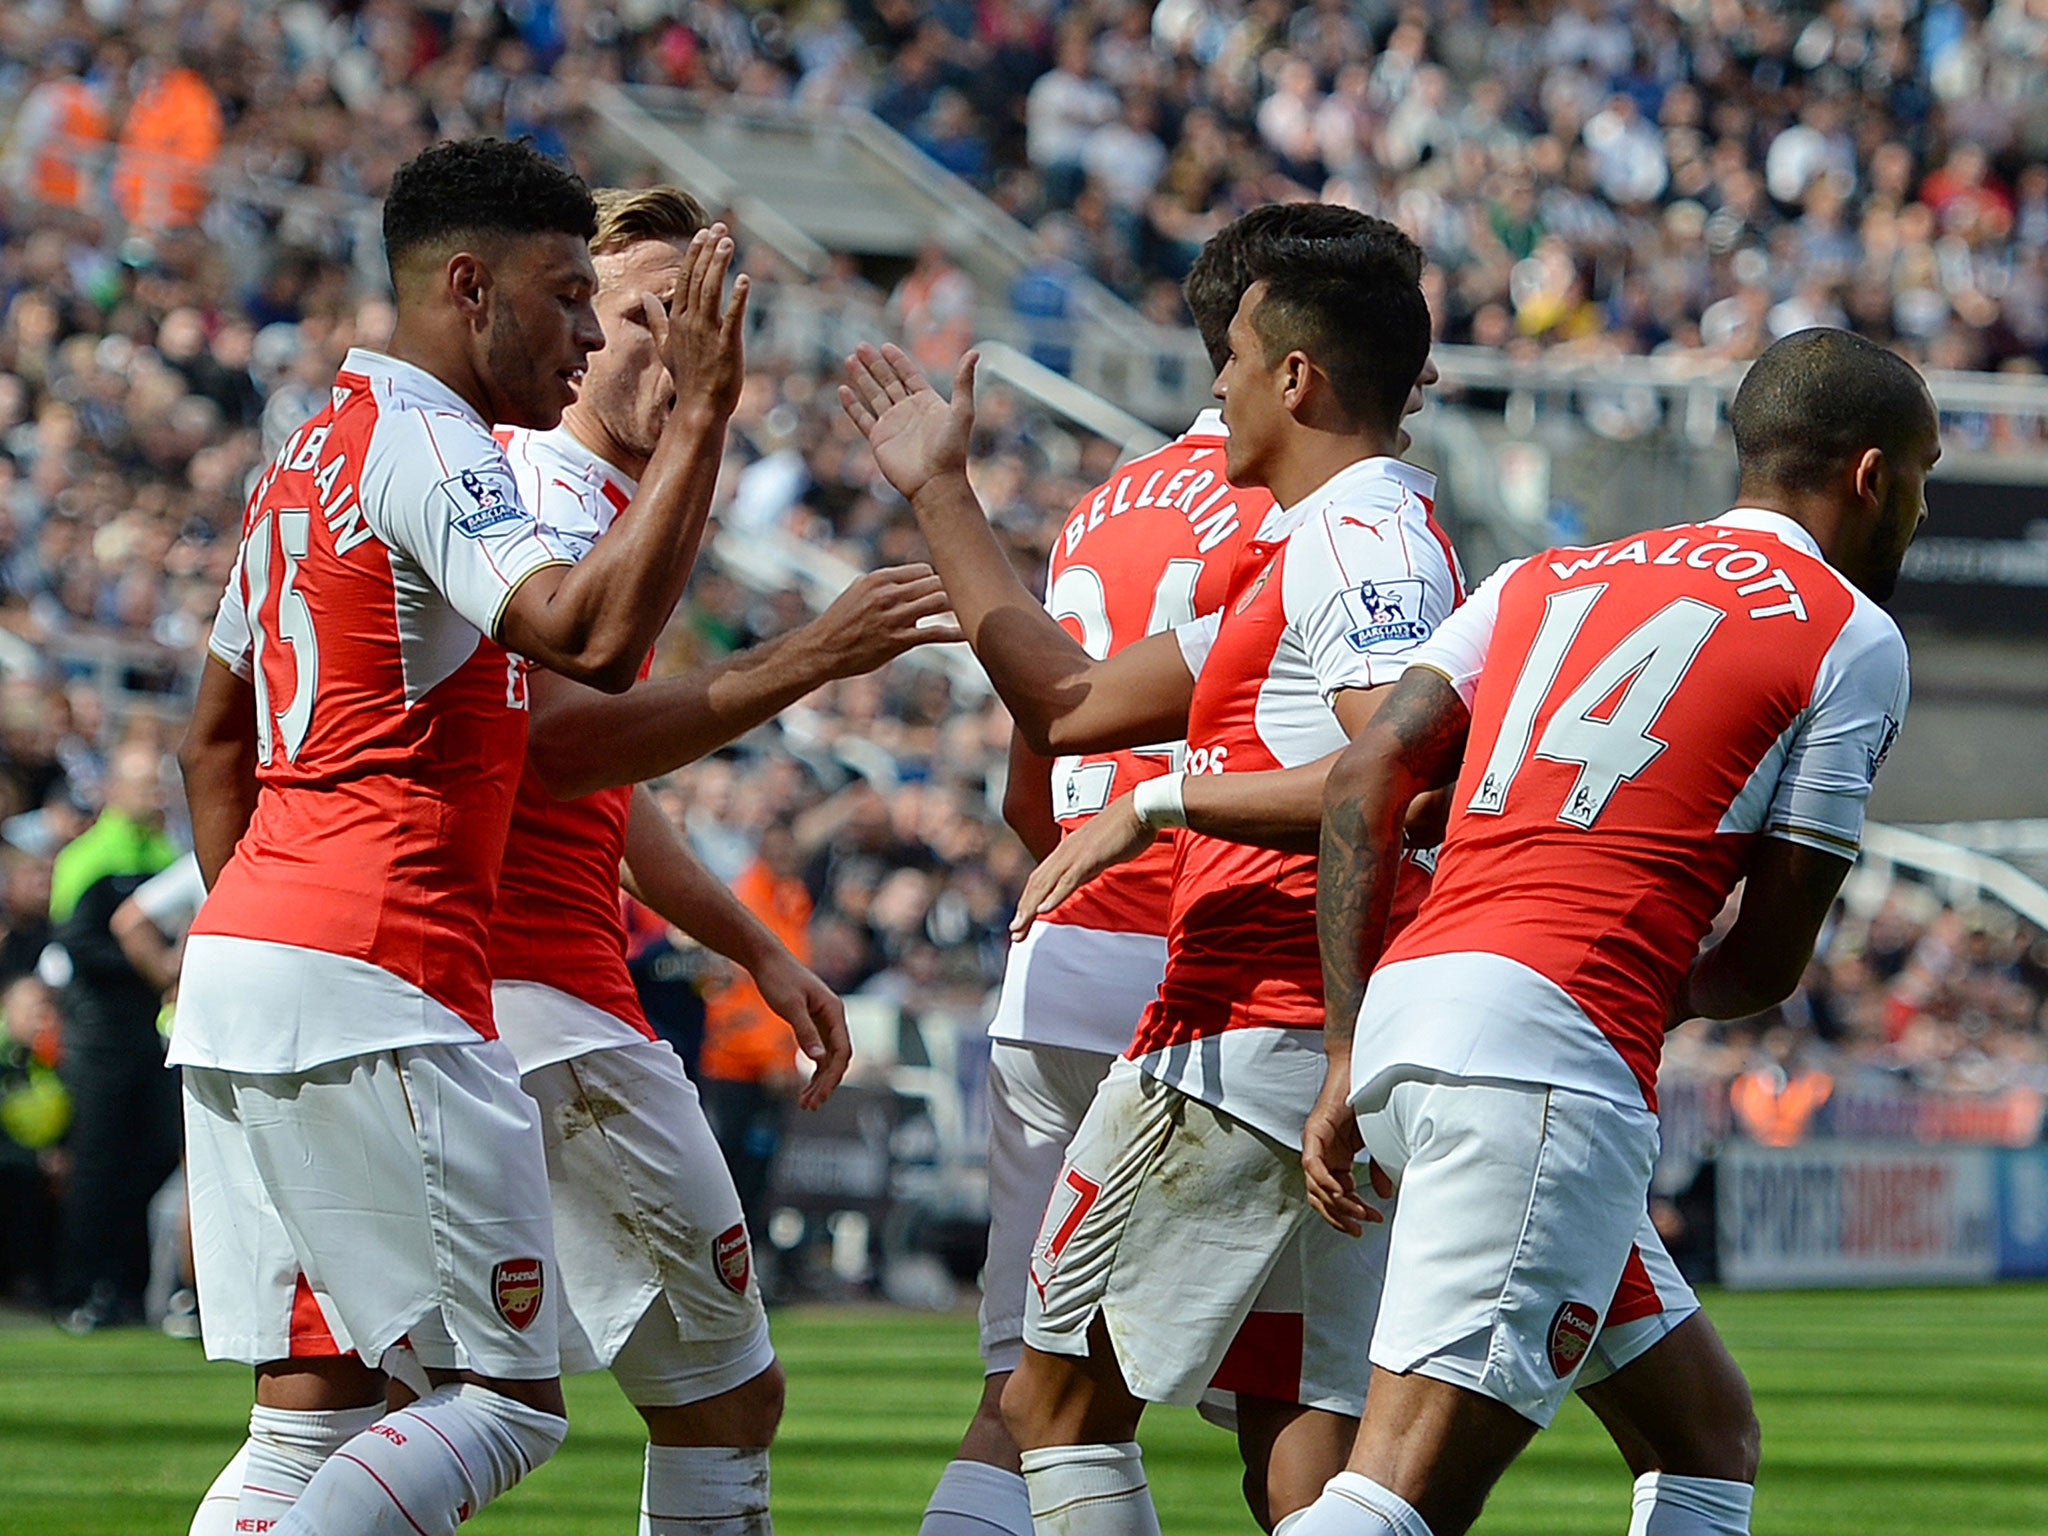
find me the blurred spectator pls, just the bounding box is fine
[48,740,179,1331]
[888,241,976,375]
[699,824,815,1285]
[0,974,67,1306]
[4,43,110,211]
[1666,886,2048,1098]
[109,52,223,232]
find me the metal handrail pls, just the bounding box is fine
[1859,822,2048,929]
[973,341,1167,458]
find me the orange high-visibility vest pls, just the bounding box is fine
[1730,1068,1834,1148]
[29,80,109,208]
[110,67,222,230]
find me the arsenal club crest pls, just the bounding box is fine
[492,1257,545,1331]
[715,1223,752,1295]
[1547,1299,1599,1377]
[1233,567,1271,615]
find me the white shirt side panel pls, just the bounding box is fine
[167,934,478,1072]
[986,919,1168,1054]
[1348,950,1645,1113]
[491,978,649,1074]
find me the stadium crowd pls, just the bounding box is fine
[1,0,2046,1332]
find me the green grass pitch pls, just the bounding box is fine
[2,1287,2045,1534]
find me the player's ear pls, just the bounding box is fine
[1850,445,1888,512]
[1280,348,1314,417]
[447,252,492,328]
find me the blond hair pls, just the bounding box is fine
[590,185,710,257]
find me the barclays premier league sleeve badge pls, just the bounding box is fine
[439,467,528,537]
[1339,578,1431,652]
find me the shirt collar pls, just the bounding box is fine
[1184,408,1226,440]
[1274,455,1437,528]
[1712,507,1826,563]
[341,348,487,428]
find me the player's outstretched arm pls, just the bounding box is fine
[499,227,749,693]
[1304,667,1469,1234]
[178,657,259,889]
[621,787,851,1108]
[527,564,963,798]
[1675,838,1852,1025]
[839,342,1194,754]
[1009,686,1393,935]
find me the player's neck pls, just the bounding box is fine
[1730,485,1847,568]
[559,403,649,482]
[383,325,496,425]
[1267,426,1401,509]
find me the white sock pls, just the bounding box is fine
[641,1444,772,1535]
[1019,1443,1160,1536]
[189,1441,249,1536]
[920,1458,1034,1536]
[1284,1471,1434,1536]
[275,1383,565,1536]
[228,1404,383,1533]
[1628,1472,1754,1535]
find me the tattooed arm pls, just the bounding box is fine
[1303,665,1471,1233]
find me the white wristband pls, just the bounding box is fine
[1132,771,1189,830]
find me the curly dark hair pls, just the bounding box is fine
[382,138,598,277]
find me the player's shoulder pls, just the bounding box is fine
[1824,583,1908,692]
[1298,458,1446,575]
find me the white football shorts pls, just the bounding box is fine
[1360,1073,1672,1427]
[516,1032,773,1406]
[1024,1058,1389,1415]
[980,1039,1119,1374]
[183,1040,560,1379]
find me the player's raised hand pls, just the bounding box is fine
[839,343,977,502]
[1010,793,1157,940]
[805,564,966,677]
[648,222,750,425]
[747,947,854,1109]
[1303,1072,1389,1237]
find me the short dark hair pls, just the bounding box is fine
[1731,329,1936,492]
[382,138,598,278]
[1185,202,1425,373]
[1244,221,1431,431]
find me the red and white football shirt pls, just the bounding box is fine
[990,411,1264,1055]
[1355,508,1909,1115]
[488,424,659,1072]
[1124,456,1463,1147]
[171,350,571,1074]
